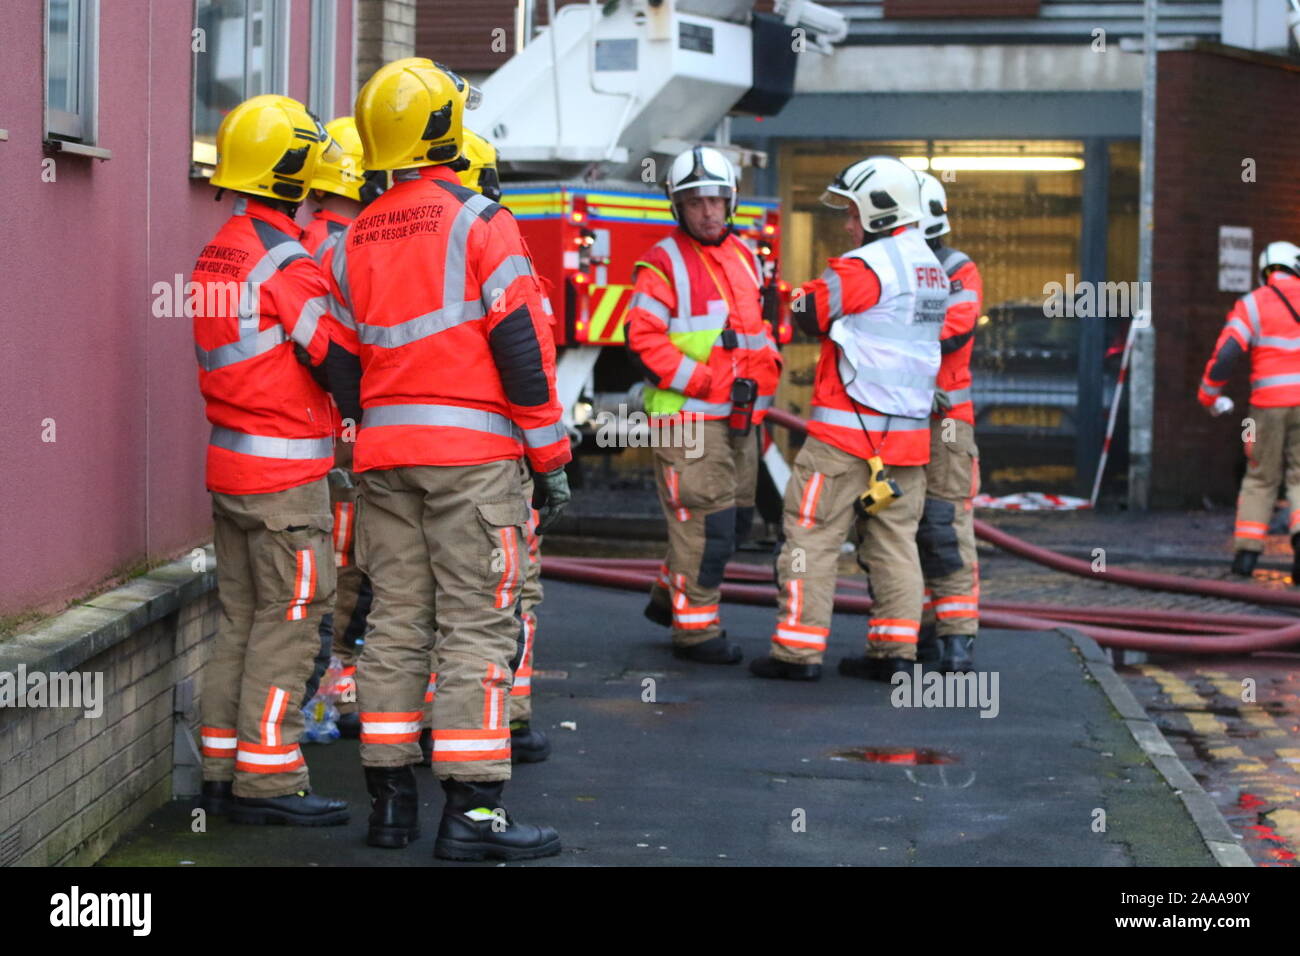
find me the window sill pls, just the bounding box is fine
[44,139,112,160]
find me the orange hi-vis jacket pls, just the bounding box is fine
[624,229,782,421]
[1200,271,1300,409]
[932,245,983,426]
[327,165,570,474]
[300,208,353,260]
[191,197,348,495]
[795,230,945,467]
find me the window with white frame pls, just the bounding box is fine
[45,0,99,144]
[191,0,290,170]
[308,0,338,122]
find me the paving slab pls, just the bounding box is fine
[98,579,1219,867]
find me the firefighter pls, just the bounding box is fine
[324,59,569,860]
[912,172,983,673]
[413,126,552,767]
[299,116,372,739]
[625,145,782,664]
[1199,240,1300,583]
[749,156,948,682]
[192,94,353,824]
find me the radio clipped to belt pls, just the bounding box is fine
[854,455,902,518]
[729,377,758,437]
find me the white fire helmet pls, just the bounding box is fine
[1258,241,1300,283]
[821,155,923,234]
[665,145,738,218]
[918,171,951,239]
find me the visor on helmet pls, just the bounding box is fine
[677,183,734,200]
[819,187,854,210]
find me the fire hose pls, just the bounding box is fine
[539,408,1300,655]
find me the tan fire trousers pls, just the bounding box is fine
[648,418,759,647]
[1235,404,1300,551]
[422,475,542,729]
[768,436,927,666]
[355,459,529,782]
[920,419,981,638]
[201,478,335,798]
[326,472,370,715]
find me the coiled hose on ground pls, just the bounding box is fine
[540,409,1300,655]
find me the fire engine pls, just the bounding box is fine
[476,0,848,439]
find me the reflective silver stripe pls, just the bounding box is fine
[357,300,487,348]
[946,289,978,307]
[810,405,931,432]
[672,314,725,334]
[839,313,937,342]
[195,326,287,372]
[265,240,309,271]
[330,293,356,330]
[1256,335,1300,350]
[1243,295,1262,343]
[1225,317,1251,344]
[938,248,971,276]
[882,236,909,288]
[735,332,777,352]
[946,387,972,405]
[853,366,938,390]
[1251,372,1300,390]
[520,421,568,449]
[680,398,732,416]
[361,403,518,439]
[1200,382,1223,396]
[290,296,329,349]
[670,356,699,391]
[755,394,775,411]
[656,237,692,320]
[209,426,332,460]
[630,291,670,323]
[442,199,482,314]
[330,231,354,315]
[480,255,534,310]
[541,297,554,316]
[822,267,843,320]
[313,229,345,266]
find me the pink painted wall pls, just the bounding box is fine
[0,0,354,616]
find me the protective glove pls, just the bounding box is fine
[533,467,572,535]
[1209,395,1234,417]
[932,388,952,414]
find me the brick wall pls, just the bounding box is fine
[1152,45,1300,506]
[0,556,217,866]
[357,0,418,89]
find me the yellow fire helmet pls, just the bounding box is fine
[457,128,501,202]
[211,94,339,203]
[355,57,481,171]
[309,116,366,202]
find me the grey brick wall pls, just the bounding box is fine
[356,0,419,89]
[0,550,217,867]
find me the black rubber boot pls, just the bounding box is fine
[749,656,822,681]
[916,623,941,664]
[838,656,914,683]
[672,633,743,665]
[417,727,432,768]
[643,596,672,628]
[510,721,552,764]
[1231,549,1259,577]
[940,634,976,673]
[229,789,349,826]
[433,780,562,862]
[198,780,233,817]
[365,765,421,848]
[337,711,361,739]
